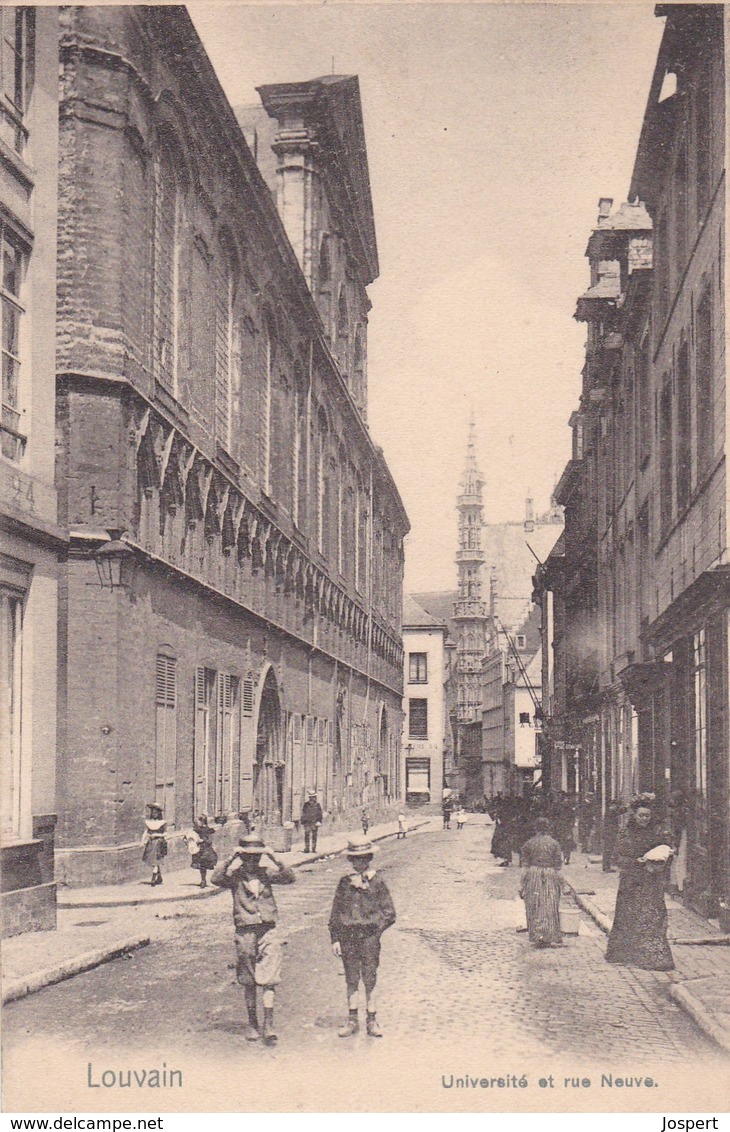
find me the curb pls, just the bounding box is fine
[669,982,730,1055]
[58,884,222,911]
[565,880,730,1055]
[288,818,433,868]
[2,934,150,1005]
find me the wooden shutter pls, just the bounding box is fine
[242,678,254,717]
[155,655,177,822]
[194,666,212,817]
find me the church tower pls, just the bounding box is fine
[453,417,488,724]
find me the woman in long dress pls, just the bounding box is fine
[519,817,564,947]
[605,796,674,971]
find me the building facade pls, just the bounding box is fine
[542,5,728,919]
[0,8,62,936]
[402,595,448,804]
[55,7,408,885]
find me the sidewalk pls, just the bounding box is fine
[563,850,730,1054]
[2,814,436,1005]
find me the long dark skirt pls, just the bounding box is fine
[522,866,562,946]
[491,822,512,860]
[606,868,674,971]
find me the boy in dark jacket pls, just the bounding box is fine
[329,838,396,1038]
[211,832,295,1045]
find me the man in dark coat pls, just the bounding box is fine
[300,791,323,852]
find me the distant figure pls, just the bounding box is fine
[301,791,323,853]
[190,814,218,888]
[668,789,688,894]
[361,809,370,836]
[397,813,407,839]
[329,838,396,1038]
[552,793,576,864]
[519,816,564,948]
[142,803,167,887]
[605,796,674,971]
[455,808,468,831]
[602,798,622,873]
[578,794,596,853]
[442,797,453,830]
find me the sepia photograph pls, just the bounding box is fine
[1,0,729,1116]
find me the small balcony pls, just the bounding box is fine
[453,599,487,619]
[456,547,485,563]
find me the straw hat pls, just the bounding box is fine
[237,833,266,854]
[344,838,378,858]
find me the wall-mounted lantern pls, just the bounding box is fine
[93,528,138,591]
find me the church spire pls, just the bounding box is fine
[453,417,488,724]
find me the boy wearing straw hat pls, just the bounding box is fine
[328,837,396,1038]
[212,832,295,1045]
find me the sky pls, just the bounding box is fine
[190,2,665,594]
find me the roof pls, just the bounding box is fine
[595,200,652,232]
[411,591,459,643]
[403,594,446,630]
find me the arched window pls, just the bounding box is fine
[215,242,236,453]
[337,288,348,340]
[153,138,184,396]
[316,407,329,554]
[319,235,331,284]
[262,311,275,494]
[353,330,365,405]
[292,364,307,529]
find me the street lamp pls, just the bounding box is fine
[93,528,137,591]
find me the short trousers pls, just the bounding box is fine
[234,925,284,987]
[339,931,381,992]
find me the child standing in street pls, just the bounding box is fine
[329,838,396,1038]
[455,808,468,831]
[141,803,167,886]
[397,813,407,839]
[211,833,295,1045]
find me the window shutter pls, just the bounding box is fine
[156,654,176,707]
[242,678,254,717]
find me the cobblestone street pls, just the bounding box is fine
[4,820,726,1112]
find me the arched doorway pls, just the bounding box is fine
[253,668,283,825]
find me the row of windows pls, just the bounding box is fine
[658,280,715,535]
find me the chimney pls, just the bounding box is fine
[524,491,535,533]
[598,197,613,224]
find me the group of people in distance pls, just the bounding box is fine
[486,788,676,971]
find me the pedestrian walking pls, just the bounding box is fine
[605,795,675,972]
[189,814,218,888]
[397,813,407,839]
[667,789,688,895]
[455,808,467,831]
[518,817,564,948]
[300,791,323,853]
[442,796,453,830]
[329,837,396,1038]
[602,798,622,872]
[578,793,596,853]
[141,803,167,886]
[552,792,576,864]
[211,832,296,1044]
